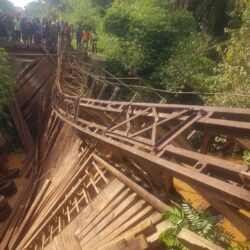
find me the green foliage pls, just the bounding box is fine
[56,0,100,29]
[156,33,216,94]
[103,2,130,38]
[24,1,49,19]
[0,0,14,13]
[0,48,18,151]
[189,0,228,37]
[160,226,189,250]
[0,48,14,116]
[160,201,235,249]
[96,0,220,106]
[25,0,60,20]
[243,151,250,164]
[211,3,250,108]
[211,135,228,151]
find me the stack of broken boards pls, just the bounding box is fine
[0,127,224,250]
[0,54,56,249]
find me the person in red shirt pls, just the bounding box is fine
[82,30,90,51]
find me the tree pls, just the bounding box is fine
[98,0,215,100]
[24,1,48,19]
[211,1,250,108]
[0,0,14,13]
[56,0,99,29]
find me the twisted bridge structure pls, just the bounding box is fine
[1,45,250,249]
[53,48,250,207]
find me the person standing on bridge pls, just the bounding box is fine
[27,20,34,48]
[49,21,58,51]
[43,19,50,48]
[3,15,14,42]
[34,18,43,49]
[13,16,21,45]
[0,13,8,38]
[90,31,97,54]
[82,29,90,51]
[21,18,29,47]
[76,24,83,50]
[64,22,71,44]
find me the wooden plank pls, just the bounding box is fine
[80,192,140,246]
[16,58,46,89]
[60,229,81,250]
[9,98,34,153]
[98,219,154,250]
[44,240,57,250]
[92,155,223,250]
[76,187,131,241]
[147,220,224,250]
[101,234,148,250]
[164,144,245,182]
[95,208,155,249]
[125,234,148,250]
[196,187,250,239]
[0,180,35,249]
[8,179,51,249]
[54,235,66,250]
[42,180,126,250]
[93,154,170,212]
[17,155,91,249]
[237,138,250,151]
[75,179,126,237]
[82,199,148,249]
[100,239,126,250]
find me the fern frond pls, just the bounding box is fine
[160,201,236,249]
[163,207,186,226]
[160,227,190,250]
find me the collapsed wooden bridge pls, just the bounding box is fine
[1,46,250,249]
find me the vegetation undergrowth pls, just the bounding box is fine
[160,201,250,250]
[0,48,13,113]
[0,47,19,151]
[243,151,250,165]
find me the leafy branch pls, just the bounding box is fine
[159,201,238,249]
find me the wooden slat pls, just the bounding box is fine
[93,154,170,212]
[196,187,250,239]
[92,155,224,250]
[8,179,51,249]
[82,199,148,249]
[77,188,131,241]
[80,192,140,246]
[94,208,156,250]
[101,234,148,250]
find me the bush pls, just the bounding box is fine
[0,48,17,151]
[0,48,14,116]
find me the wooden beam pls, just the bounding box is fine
[93,154,170,213]
[197,187,250,239]
[93,154,224,250]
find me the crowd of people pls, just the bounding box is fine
[0,13,97,53]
